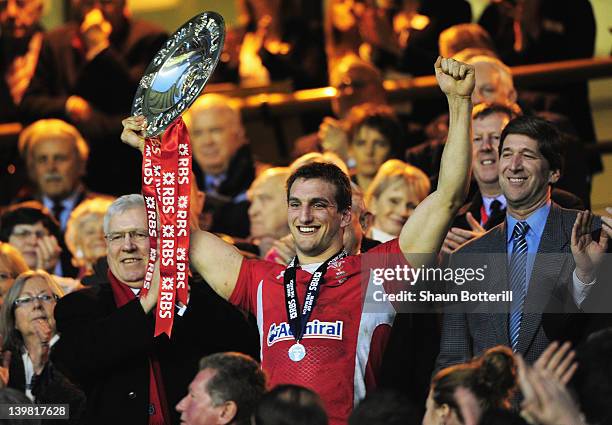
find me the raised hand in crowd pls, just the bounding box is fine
[571,210,609,284]
[516,354,587,425]
[534,341,577,385]
[34,235,62,273]
[318,117,350,163]
[442,212,485,254]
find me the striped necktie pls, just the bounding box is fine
[509,221,529,351]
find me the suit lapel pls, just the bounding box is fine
[517,204,569,354]
[486,223,510,344]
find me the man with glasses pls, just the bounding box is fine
[51,194,258,425]
[20,0,167,196]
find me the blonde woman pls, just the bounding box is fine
[0,270,85,416]
[365,159,430,242]
[64,196,114,279]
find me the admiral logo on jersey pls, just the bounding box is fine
[267,319,344,346]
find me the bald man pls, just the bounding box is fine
[187,94,256,238]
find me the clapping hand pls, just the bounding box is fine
[516,354,586,425]
[35,235,62,273]
[571,210,608,284]
[442,212,485,254]
[534,341,578,385]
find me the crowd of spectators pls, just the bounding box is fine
[0,0,611,424]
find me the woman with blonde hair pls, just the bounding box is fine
[0,270,85,418]
[0,243,29,305]
[64,196,114,279]
[365,159,430,242]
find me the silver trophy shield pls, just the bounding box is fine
[131,11,225,137]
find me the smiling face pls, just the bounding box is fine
[105,207,149,288]
[370,178,421,237]
[351,126,393,179]
[498,134,559,215]
[14,276,57,339]
[472,112,510,192]
[287,178,351,263]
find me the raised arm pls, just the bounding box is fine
[399,57,474,268]
[121,116,243,300]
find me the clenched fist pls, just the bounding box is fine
[434,57,475,99]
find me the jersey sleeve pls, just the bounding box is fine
[229,258,264,313]
[368,238,410,268]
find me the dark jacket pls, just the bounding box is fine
[193,144,256,238]
[52,276,259,425]
[6,348,86,424]
[20,19,167,196]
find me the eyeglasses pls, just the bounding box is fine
[104,229,148,244]
[11,229,49,239]
[14,293,58,308]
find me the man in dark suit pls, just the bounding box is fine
[436,115,608,369]
[16,119,106,277]
[20,0,167,195]
[51,194,259,425]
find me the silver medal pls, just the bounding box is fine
[288,343,306,362]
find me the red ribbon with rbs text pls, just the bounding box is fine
[142,117,191,337]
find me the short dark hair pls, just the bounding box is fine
[499,115,565,174]
[286,162,352,213]
[0,201,61,242]
[346,103,404,159]
[472,102,522,122]
[253,385,328,425]
[199,352,266,425]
